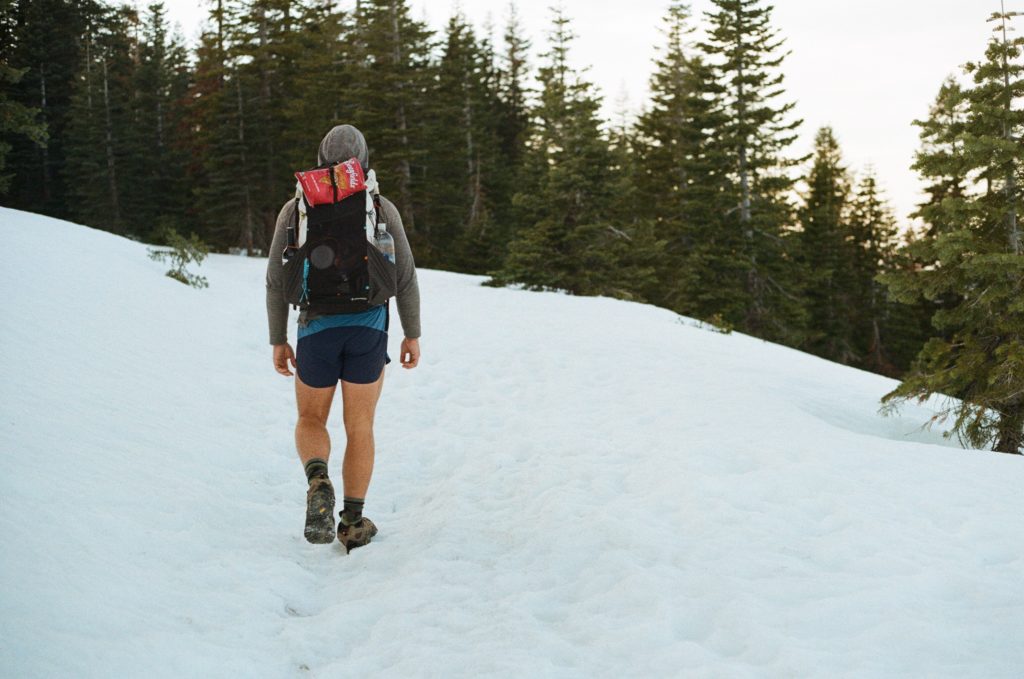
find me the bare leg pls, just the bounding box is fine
[340,372,385,498]
[295,375,337,466]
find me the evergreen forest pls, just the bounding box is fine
[2,0,1022,452]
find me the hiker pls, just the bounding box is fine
[265,124,421,551]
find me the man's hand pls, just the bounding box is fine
[273,343,297,376]
[400,338,420,369]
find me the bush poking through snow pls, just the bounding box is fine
[148,228,210,289]
[679,313,734,335]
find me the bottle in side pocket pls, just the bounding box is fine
[376,226,395,263]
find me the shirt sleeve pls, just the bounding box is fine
[265,200,294,345]
[380,197,421,339]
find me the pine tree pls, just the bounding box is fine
[1,0,103,216]
[0,0,14,49]
[448,22,509,273]
[348,0,433,244]
[496,8,659,299]
[278,0,349,171]
[881,10,1024,454]
[845,171,919,375]
[699,0,805,342]
[912,78,971,238]
[417,11,511,272]
[121,3,192,240]
[231,0,306,252]
[488,2,531,250]
[421,14,486,262]
[633,2,727,315]
[798,126,853,362]
[877,78,971,371]
[0,63,47,194]
[63,3,138,234]
[606,100,666,306]
[188,0,262,251]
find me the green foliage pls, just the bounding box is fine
[492,5,531,218]
[188,0,256,252]
[493,7,662,300]
[846,172,925,375]
[230,0,309,252]
[62,3,136,234]
[707,313,735,334]
[699,0,806,344]
[880,14,1024,454]
[13,0,1017,405]
[633,3,729,318]
[148,225,211,288]
[0,63,47,194]
[347,0,434,247]
[421,12,506,272]
[277,2,353,180]
[123,3,192,240]
[791,127,920,374]
[60,3,193,241]
[1,0,103,216]
[798,126,854,362]
[680,312,735,335]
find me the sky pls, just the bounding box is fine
[159,0,1019,225]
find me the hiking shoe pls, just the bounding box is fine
[304,476,336,544]
[337,515,378,552]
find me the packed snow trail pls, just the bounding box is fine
[2,208,1023,678]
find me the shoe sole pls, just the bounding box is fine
[304,491,336,544]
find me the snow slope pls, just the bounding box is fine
[1,207,1023,678]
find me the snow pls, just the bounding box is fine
[1,206,1023,678]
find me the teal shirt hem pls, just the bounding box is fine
[298,305,387,340]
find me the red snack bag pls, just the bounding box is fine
[295,157,366,206]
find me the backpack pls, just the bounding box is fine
[281,157,397,315]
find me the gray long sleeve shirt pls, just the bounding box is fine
[265,194,421,345]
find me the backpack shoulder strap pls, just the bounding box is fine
[372,193,384,232]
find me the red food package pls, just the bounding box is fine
[294,157,366,206]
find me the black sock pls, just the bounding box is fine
[341,497,364,525]
[304,458,328,482]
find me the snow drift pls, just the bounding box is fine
[1,207,1022,678]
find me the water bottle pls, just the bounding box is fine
[376,226,395,263]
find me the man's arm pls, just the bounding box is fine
[380,197,421,340]
[266,201,295,346]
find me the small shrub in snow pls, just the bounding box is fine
[680,314,734,335]
[706,313,734,334]
[148,228,210,289]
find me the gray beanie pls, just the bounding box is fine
[317,124,369,168]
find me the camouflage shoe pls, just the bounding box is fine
[337,515,378,552]
[303,476,336,544]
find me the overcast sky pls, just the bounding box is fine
[160,0,1019,225]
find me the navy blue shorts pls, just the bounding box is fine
[295,326,390,387]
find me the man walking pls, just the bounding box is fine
[265,125,421,551]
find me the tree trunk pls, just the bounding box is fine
[157,100,164,150]
[732,8,758,329]
[85,37,93,109]
[396,103,415,231]
[102,59,122,230]
[994,402,1024,454]
[259,5,274,252]
[472,153,484,236]
[391,6,415,233]
[237,78,254,254]
[734,10,751,228]
[465,84,478,229]
[999,5,1020,255]
[216,0,225,65]
[39,67,51,205]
